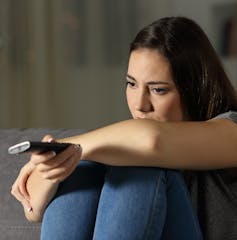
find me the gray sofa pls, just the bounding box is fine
[0,128,84,240]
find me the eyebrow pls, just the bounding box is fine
[126,74,170,85]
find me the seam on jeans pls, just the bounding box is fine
[143,170,166,240]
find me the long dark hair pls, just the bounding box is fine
[130,17,237,121]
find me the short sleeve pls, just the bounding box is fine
[213,111,237,124]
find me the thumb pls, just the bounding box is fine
[42,135,55,143]
[22,199,32,213]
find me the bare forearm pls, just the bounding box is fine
[24,168,59,222]
[60,119,160,166]
[60,118,237,169]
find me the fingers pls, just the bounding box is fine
[29,134,66,165]
[18,171,30,201]
[21,199,33,212]
[11,177,32,212]
[37,144,82,183]
[11,179,23,202]
[11,162,35,211]
[30,151,56,165]
[42,135,54,143]
[28,134,55,165]
[20,162,35,199]
[37,144,80,171]
[30,134,82,183]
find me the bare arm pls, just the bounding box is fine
[60,118,237,169]
[20,118,237,221]
[24,169,59,222]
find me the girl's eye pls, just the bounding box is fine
[151,88,168,94]
[126,81,136,88]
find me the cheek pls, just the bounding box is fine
[167,99,184,121]
[155,96,184,121]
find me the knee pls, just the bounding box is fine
[106,166,167,186]
[166,170,188,190]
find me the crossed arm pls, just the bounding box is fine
[11,118,237,222]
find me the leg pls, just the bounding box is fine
[40,161,106,240]
[93,167,167,240]
[161,170,203,240]
[93,167,202,240]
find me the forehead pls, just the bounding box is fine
[128,49,173,83]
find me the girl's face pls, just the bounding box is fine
[126,48,185,122]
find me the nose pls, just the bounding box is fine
[135,90,153,113]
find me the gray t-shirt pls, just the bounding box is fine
[213,110,237,123]
[184,111,237,240]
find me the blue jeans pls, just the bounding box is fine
[41,161,203,240]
